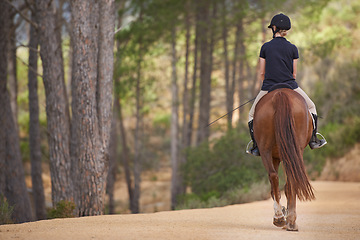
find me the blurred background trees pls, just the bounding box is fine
[1,0,360,223]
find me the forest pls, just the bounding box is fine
[0,0,360,224]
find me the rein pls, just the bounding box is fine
[207,97,256,127]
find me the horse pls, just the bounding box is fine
[253,87,315,231]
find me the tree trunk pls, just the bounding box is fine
[231,23,241,124]
[56,0,71,123]
[187,2,199,147]
[96,0,115,211]
[131,4,145,214]
[71,0,115,216]
[133,48,143,214]
[4,90,33,223]
[97,0,115,153]
[113,5,135,211]
[170,27,181,210]
[71,0,102,215]
[0,1,32,223]
[238,19,246,123]
[207,1,217,109]
[222,2,232,130]
[106,0,132,214]
[182,0,191,150]
[7,21,18,129]
[133,77,142,213]
[0,1,9,195]
[177,0,191,207]
[116,98,136,213]
[35,0,73,205]
[106,100,118,214]
[28,12,46,221]
[196,0,211,145]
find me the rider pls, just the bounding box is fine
[247,13,327,156]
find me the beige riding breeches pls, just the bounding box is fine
[248,87,317,122]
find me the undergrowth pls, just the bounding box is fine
[0,195,14,225]
[47,200,76,219]
[304,117,360,177]
[178,126,269,209]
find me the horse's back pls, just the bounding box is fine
[253,89,312,157]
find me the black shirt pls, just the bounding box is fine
[259,37,299,91]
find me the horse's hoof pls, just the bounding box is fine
[273,216,286,227]
[286,223,299,231]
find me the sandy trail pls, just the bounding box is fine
[1,181,359,240]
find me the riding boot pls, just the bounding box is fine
[309,113,327,149]
[246,120,260,156]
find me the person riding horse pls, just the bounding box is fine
[247,13,326,156]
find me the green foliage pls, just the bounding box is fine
[304,117,360,177]
[153,113,171,135]
[47,200,76,219]
[314,60,360,123]
[298,0,360,176]
[0,195,14,225]
[304,57,360,177]
[177,181,270,210]
[181,126,268,208]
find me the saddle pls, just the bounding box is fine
[268,83,293,93]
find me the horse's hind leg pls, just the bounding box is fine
[264,156,286,228]
[285,182,298,231]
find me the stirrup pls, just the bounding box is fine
[246,140,260,156]
[310,132,327,149]
[316,132,327,146]
[246,140,253,154]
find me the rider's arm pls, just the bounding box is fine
[258,57,265,82]
[255,57,265,91]
[293,59,298,79]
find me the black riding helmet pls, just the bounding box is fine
[268,13,291,38]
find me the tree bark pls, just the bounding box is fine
[35,0,73,206]
[187,2,199,147]
[116,98,136,213]
[207,1,217,110]
[196,0,211,145]
[71,0,102,215]
[97,0,115,213]
[0,1,9,195]
[97,0,115,154]
[231,22,241,124]
[28,11,46,220]
[177,0,192,208]
[113,11,135,212]
[4,89,33,223]
[182,0,191,150]
[106,0,133,214]
[106,100,118,214]
[170,27,181,210]
[222,1,232,130]
[131,4,145,214]
[71,0,115,216]
[133,47,143,214]
[238,19,246,123]
[0,1,32,223]
[7,20,18,129]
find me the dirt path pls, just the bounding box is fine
[1,181,359,240]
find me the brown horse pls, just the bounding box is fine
[253,88,315,231]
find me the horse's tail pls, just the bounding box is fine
[272,91,315,201]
